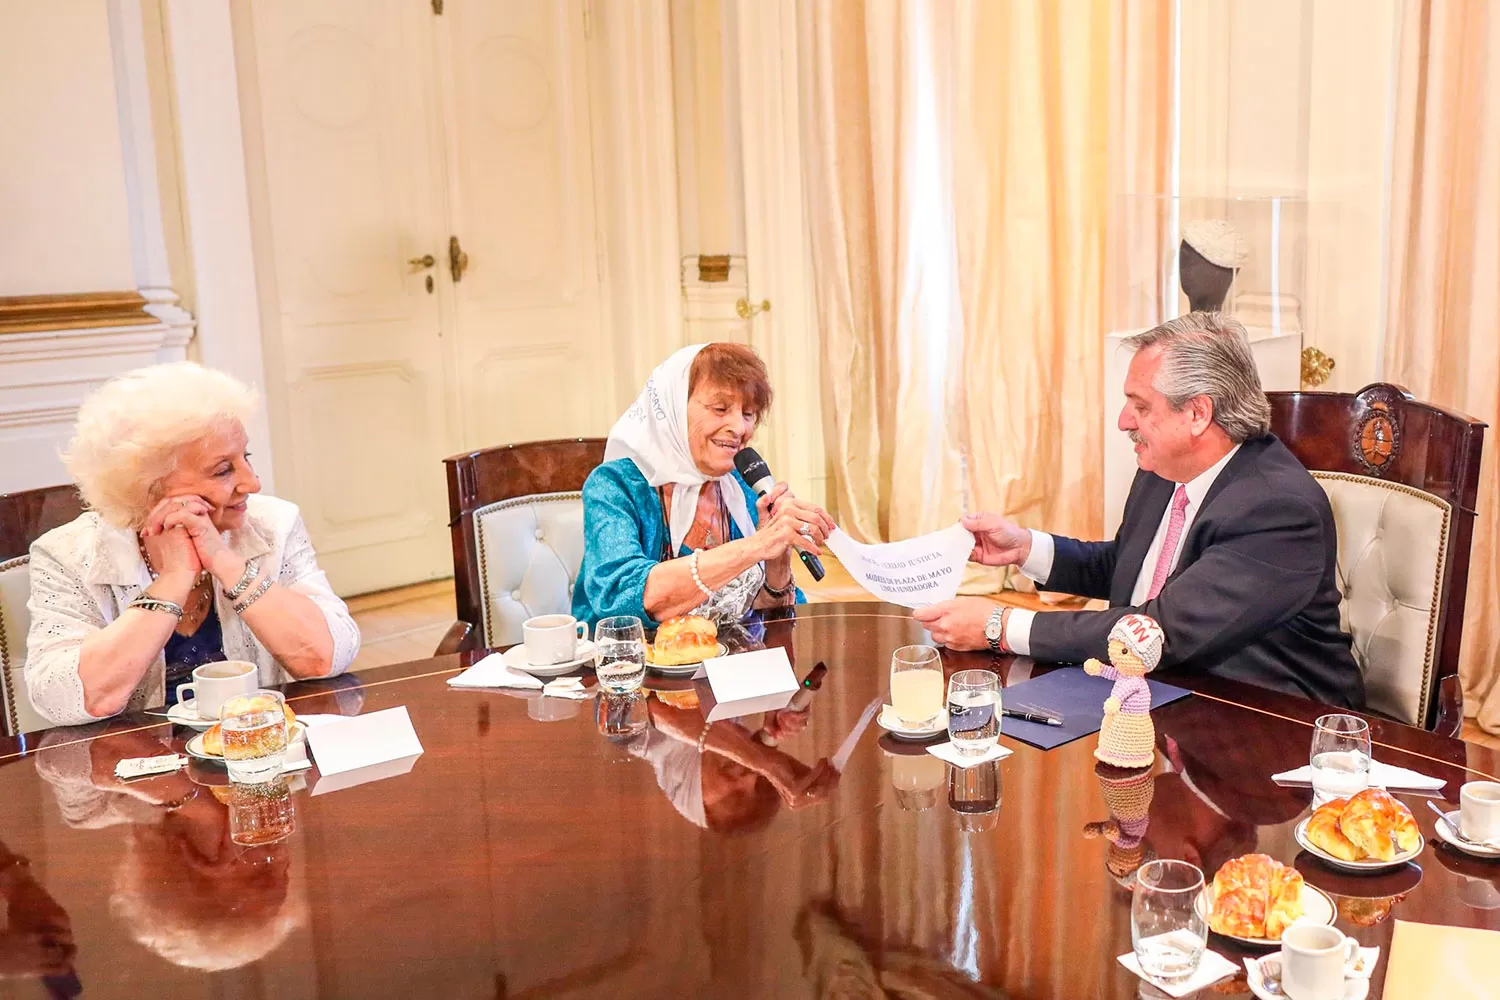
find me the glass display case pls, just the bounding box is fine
[1103,195,1307,534]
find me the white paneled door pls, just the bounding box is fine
[241,0,606,595]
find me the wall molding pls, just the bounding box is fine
[0,292,157,335]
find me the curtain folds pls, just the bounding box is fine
[1383,0,1500,733]
[801,0,1174,551]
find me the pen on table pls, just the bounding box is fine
[1002,707,1062,727]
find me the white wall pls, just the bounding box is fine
[0,1,137,296]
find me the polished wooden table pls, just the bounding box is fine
[1,602,1497,999]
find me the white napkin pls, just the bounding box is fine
[1117,940,1236,998]
[1272,760,1445,791]
[926,741,1013,768]
[541,678,591,701]
[446,652,545,690]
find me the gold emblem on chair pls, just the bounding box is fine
[1355,403,1399,474]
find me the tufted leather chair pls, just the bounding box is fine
[0,484,86,737]
[441,439,607,655]
[1269,383,1485,734]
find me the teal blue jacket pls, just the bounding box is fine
[570,457,802,627]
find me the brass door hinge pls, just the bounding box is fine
[431,0,443,15]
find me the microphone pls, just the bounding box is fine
[734,447,826,582]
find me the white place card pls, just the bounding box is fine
[702,647,800,722]
[305,706,424,778]
[926,741,1013,768]
[311,755,422,796]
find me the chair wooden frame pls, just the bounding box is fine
[1267,382,1486,735]
[0,484,86,736]
[439,438,607,656]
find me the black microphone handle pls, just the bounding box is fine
[799,549,826,582]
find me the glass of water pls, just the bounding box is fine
[595,691,649,741]
[1132,859,1207,984]
[1310,713,1372,803]
[595,616,646,694]
[229,775,296,846]
[220,690,289,783]
[947,669,1001,757]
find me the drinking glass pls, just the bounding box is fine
[1131,859,1207,985]
[890,752,945,812]
[595,691,649,741]
[1309,713,1371,803]
[229,776,296,846]
[946,669,1001,757]
[220,690,289,783]
[889,645,943,729]
[595,616,647,694]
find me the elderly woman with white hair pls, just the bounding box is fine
[25,362,358,727]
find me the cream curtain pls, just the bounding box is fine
[801,0,1174,550]
[1384,0,1500,733]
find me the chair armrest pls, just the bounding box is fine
[435,620,476,657]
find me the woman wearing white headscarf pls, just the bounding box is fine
[571,343,835,626]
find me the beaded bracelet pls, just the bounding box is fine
[697,720,714,754]
[225,559,259,600]
[231,576,273,615]
[689,550,715,599]
[129,596,184,620]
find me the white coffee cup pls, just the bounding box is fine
[1280,924,1359,1000]
[1460,780,1500,842]
[522,614,588,665]
[175,661,258,720]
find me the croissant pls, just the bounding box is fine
[1305,798,1364,862]
[1208,854,1304,940]
[1340,788,1419,862]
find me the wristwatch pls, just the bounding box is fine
[984,606,1006,653]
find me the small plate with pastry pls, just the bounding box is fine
[186,702,304,762]
[1196,853,1336,947]
[1296,788,1425,872]
[645,615,727,675]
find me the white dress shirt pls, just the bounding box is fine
[1005,444,1241,656]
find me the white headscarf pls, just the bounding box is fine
[605,344,756,554]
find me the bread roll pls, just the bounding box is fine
[1208,853,1304,940]
[651,615,718,666]
[1340,787,1418,861]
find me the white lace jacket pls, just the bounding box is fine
[25,494,359,726]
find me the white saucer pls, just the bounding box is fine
[877,705,947,742]
[1246,955,1370,1000]
[501,640,597,678]
[1295,816,1425,872]
[167,699,218,730]
[1434,809,1500,858]
[186,721,306,762]
[1196,883,1336,948]
[644,641,728,676]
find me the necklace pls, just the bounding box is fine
[137,536,213,621]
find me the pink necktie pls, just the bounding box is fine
[1146,486,1191,600]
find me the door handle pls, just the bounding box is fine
[448,236,470,283]
[408,254,436,270]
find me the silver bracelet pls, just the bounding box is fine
[225,559,259,600]
[129,596,184,620]
[689,549,715,599]
[231,576,273,615]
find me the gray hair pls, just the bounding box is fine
[1122,313,1271,442]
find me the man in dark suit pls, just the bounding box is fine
[916,312,1364,709]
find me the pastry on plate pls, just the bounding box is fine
[650,615,718,666]
[1339,787,1419,861]
[1305,797,1364,862]
[1208,853,1305,940]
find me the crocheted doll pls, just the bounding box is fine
[1083,614,1163,768]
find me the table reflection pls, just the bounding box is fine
[608,672,840,832]
[1083,763,1156,888]
[0,838,76,992]
[34,727,305,972]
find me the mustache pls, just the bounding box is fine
[1127,430,1144,446]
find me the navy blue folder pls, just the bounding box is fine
[999,668,1191,750]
